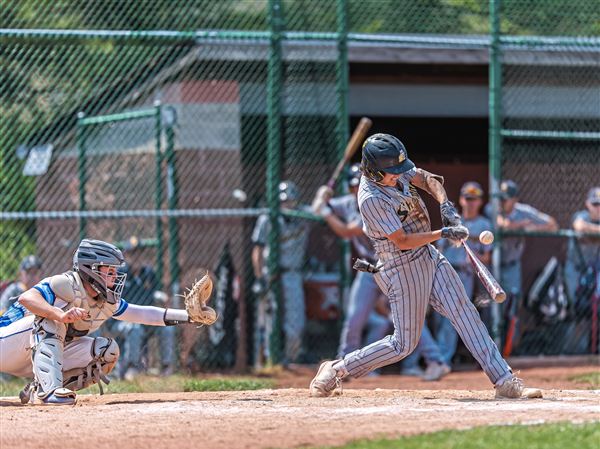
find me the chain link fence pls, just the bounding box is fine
[1,1,598,378]
[495,0,600,357]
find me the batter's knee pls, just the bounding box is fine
[390,333,417,359]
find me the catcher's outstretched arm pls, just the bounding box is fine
[112,274,217,326]
[112,301,190,326]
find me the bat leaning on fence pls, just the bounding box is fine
[462,240,506,303]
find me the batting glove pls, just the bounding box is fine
[441,225,469,241]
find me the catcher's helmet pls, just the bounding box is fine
[278,180,299,202]
[348,163,362,188]
[73,239,127,304]
[361,133,414,183]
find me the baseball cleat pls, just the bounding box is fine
[495,376,543,399]
[309,360,343,397]
[36,388,78,406]
[422,362,451,382]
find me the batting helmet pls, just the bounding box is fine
[361,133,414,183]
[278,180,300,202]
[73,239,127,304]
[348,163,362,188]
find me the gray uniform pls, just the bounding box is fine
[563,210,600,354]
[252,211,310,362]
[565,210,600,298]
[343,170,511,383]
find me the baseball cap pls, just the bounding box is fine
[587,186,600,205]
[499,180,519,200]
[20,255,42,271]
[460,181,484,199]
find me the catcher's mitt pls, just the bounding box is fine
[184,272,217,325]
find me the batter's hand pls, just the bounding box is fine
[440,201,462,227]
[441,225,469,242]
[59,307,89,323]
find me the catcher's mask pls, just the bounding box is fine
[361,133,414,183]
[73,239,127,304]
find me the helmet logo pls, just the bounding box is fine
[398,152,406,163]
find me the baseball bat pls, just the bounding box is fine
[462,241,506,303]
[326,117,372,189]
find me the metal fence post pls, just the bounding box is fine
[154,102,164,290]
[489,0,503,346]
[76,112,87,241]
[267,0,284,364]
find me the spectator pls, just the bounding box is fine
[486,180,558,353]
[252,180,311,366]
[0,255,43,313]
[563,186,600,353]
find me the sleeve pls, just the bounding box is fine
[33,278,59,306]
[251,214,269,246]
[360,196,404,237]
[571,210,587,227]
[328,197,347,220]
[45,273,79,306]
[522,204,554,225]
[112,301,166,326]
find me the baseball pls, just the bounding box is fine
[479,230,494,245]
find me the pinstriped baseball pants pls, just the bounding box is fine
[342,245,511,384]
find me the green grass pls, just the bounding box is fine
[568,372,600,389]
[316,422,600,449]
[0,375,275,396]
[183,378,274,392]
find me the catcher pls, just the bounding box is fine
[0,238,216,405]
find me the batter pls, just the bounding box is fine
[309,133,542,399]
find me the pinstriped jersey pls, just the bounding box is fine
[358,168,431,262]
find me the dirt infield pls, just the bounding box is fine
[1,365,598,449]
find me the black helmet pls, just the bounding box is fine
[348,163,362,188]
[73,239,127,304]
[278,180,299,202]
[361,133,414,183]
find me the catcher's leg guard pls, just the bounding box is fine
[30,319,76,404]
[63,337,120,394]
